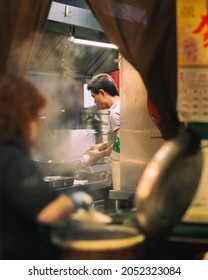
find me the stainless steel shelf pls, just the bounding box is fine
[109,190,135,200]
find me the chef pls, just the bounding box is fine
[83,73,120,166]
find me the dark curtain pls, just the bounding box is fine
[87,0,179,139]
[0,0,52,260]
[0,0,52,76]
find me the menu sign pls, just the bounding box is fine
[177,0,208,122]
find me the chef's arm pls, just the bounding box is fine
[37,192,93,225]
[36,195,75,225]
[87,141,108,152]
[100,127,119,156]
[82,129,119,166]
[98,143,113,157]
[83,143,113,166]
[96,128,119,157]
[87,129,119,153]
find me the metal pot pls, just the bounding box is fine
[53,129,96,163]
[52,222,144,260]
[32,159,79,177]
[135,127,203,239]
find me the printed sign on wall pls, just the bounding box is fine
[177,0,208,122]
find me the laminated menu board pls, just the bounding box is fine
[177,0,208,122]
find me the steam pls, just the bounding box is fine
[27,32,106,180]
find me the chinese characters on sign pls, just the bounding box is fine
[177,0,208,122]
[192,7,208,48]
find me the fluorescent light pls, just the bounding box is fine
[68,36,118,49]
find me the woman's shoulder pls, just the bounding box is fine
[0,142,27,159]
[0,142,32,172]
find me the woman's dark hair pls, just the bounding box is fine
[87,73,119,96]
[0,74,46,148]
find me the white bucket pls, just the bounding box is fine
[112,160,121,190]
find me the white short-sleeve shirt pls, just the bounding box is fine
[108,99,120,145]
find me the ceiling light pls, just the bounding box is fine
[68,36,118,49]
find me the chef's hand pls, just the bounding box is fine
[82,142,110,166]
[70,191,93,211]
[82,149,101,166]
[88,142,108,152]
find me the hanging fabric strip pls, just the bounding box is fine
[0,0,52,76]
[87,0,179,139]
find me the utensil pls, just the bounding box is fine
[52,222,144,260]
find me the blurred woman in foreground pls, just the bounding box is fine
[0,74,92,260]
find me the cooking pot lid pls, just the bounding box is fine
[135,127,203,239]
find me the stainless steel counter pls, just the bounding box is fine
[55,179,115,213]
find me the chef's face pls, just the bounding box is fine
[91,90,107,109]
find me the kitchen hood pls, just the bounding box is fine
[28,1,119,79]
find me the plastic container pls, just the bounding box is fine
[112,160,121,190]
